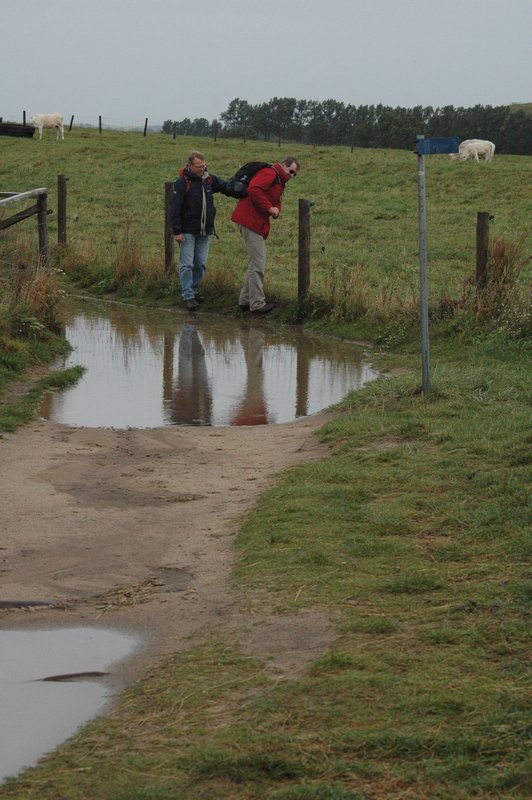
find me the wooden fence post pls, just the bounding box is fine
[173,122,177,140]
[164,182,174,275]
[69,115,74,131]
[476,211,490,293]
[37,192,49,268]
[144,118,148,137]
[99,116,102,135]
[297,198,312,317]
[57,175,68,244]
[23,110,26,124]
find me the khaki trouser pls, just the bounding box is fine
[236,224,267,311]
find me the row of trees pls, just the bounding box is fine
[162,98,532,154]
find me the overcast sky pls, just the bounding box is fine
[2,0,530,128]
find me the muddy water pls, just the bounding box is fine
[41,298,378,428]
[0,627,138,783]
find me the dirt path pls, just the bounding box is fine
[0,414,337,689]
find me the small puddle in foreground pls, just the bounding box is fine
[41,298,379,428]
[0,627,138,783]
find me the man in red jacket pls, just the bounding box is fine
[231,156,300,315]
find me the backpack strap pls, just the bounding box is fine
[255,165,280,189]
[177,167,190,194]
[271,166,281,185]
[180,171,212,194]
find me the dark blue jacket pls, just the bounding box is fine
[170,167,228,236]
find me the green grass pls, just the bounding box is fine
[0,128,530,327]
[0,365,84,433]
[0,131,530,799]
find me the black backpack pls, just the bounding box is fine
[225,161,279,199]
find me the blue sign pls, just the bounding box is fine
[415,136,459,155]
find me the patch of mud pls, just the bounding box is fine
[230,609,338,678]
[0,413,336,691]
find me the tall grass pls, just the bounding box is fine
[0,251,68,426]
[473,236,531,336]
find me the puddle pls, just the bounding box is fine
[0,627,138,783]
[41,299,378,428]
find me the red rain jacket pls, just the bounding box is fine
[231,163,288,239]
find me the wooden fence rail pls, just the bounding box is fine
[0,188,50,267]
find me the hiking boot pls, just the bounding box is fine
[195,293,204,304]
[251,302,276,315]
[239,303,250,311]
[185,298,199,311]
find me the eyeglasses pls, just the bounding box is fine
[288,168,298,176]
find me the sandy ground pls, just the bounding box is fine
[0,413,338,692]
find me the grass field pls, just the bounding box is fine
[0,130,531,799]
[1,128,530,326]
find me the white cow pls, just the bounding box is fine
[449,139,495,163]
[30,113,65,141]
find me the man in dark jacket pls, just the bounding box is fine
[170,150,227,310]
[231,155,300,315]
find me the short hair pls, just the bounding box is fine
[188,150,205,164]
[281,155,300,170]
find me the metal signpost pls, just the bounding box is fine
[415,135,459,395]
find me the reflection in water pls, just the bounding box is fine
[41,299,379,428]
[165,322,213,425]
[231,328,269,426]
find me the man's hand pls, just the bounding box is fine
[174,234,185,244]
[269,207,280,218]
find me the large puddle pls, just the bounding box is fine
[0,627,138,784]
[40,299,378,428]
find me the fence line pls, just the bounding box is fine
[17,110,214,137]
[2,175,493,321]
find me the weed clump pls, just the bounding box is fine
[454,235,531,340]
[2,261,62,338]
